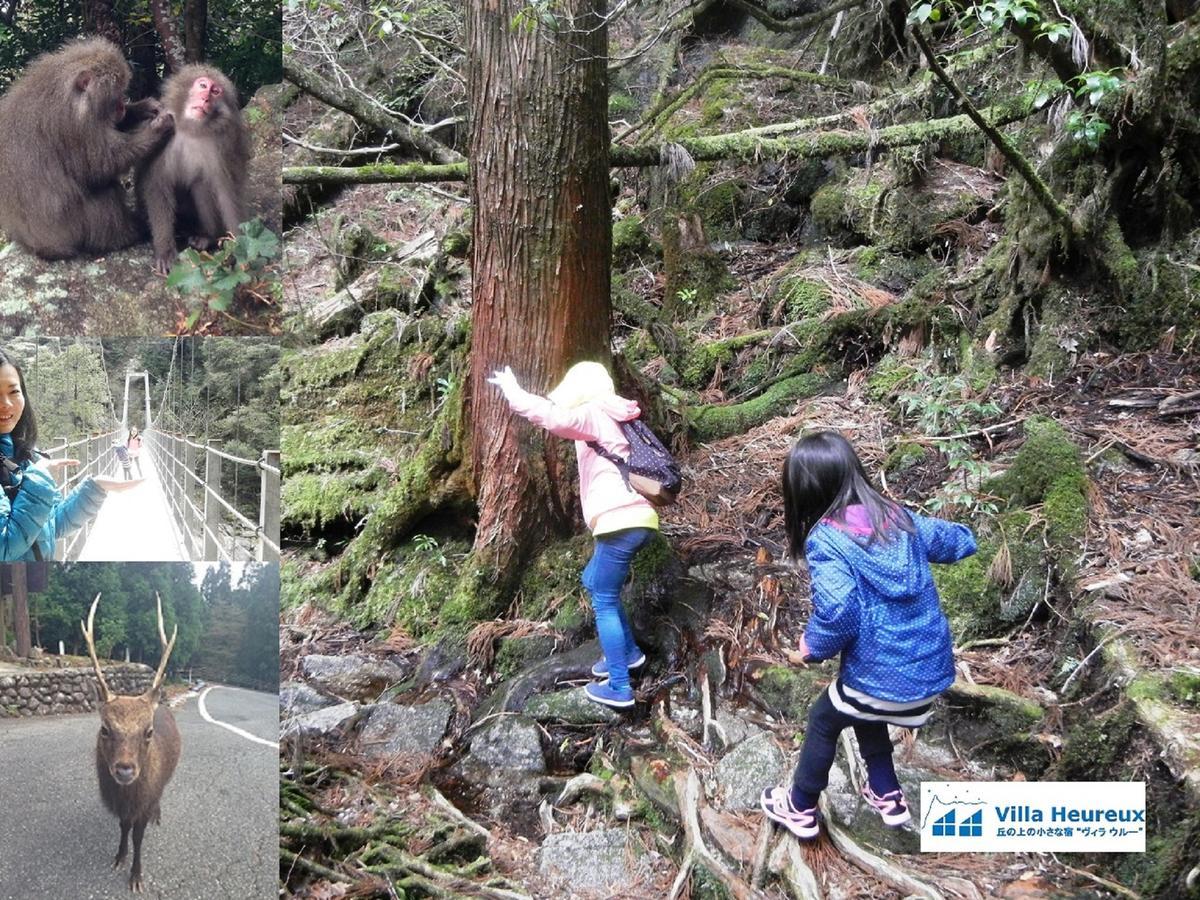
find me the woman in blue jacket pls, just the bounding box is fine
[761,431,977,840]
[0,350,136,561]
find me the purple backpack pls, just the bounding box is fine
[587,419,682,507]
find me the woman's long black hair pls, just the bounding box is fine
[781,430,911,561]
[0,348,38,464]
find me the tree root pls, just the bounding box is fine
[817,795,945,899]
[767,833,824,899]
[674,769,773,900]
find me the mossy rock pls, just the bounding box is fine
[884,441,927,474]
[866,354,920,402]
[495,634,561,680]
[608,92,638,117]
[933,508,1047,640]
[1052,700,1139,781]
[691,180,745,241]
[985,418,1090,575]
[755,665,831,721]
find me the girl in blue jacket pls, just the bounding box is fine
[761,431,976,839]
[0,350,132,561]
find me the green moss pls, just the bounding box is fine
[514,535,591,622]
[612,216,656,268]
[1124,810,1200,898]
[933,509,1046,639]
[756,666,830,720]
[630,530,675,589]
[809,181,848,234]
[689,372,827,442]
[1053,700,1139,780]
[866,355,919,402]
[781,277,830,321]
[1043,472,1088,549]
[989,416,1084,508]
[495,635,559,679]
[692,180,743,239]
[884,441,927,474]
[282,470,382,533]
[608,92,638,117]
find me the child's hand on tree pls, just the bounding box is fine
[487,366,523,403]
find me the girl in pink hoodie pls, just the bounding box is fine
[490,361,659,709]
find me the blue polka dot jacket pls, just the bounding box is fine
[802,505,977,703]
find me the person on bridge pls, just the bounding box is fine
[126,426,144,478]
[0,350,142,561]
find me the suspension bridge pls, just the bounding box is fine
[46,369,280,563]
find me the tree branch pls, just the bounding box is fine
[283,57,463,165]
[727,0,870,33]
[911,26,1074,238]
[284,98,1038,186]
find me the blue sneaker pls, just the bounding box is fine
[584,680,635,709]
[591,651,647,678]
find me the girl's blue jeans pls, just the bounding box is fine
[581,527,653,694]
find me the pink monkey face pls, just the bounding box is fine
[184,76,224,121]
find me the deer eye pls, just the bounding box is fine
[144,726,154,741]
[99,724,110,738]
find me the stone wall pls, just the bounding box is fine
[0,664,154,718]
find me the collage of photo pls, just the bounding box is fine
[4,0,1200,898]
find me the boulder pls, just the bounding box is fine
[714,732,788,811]
[468,715,545,773]
[300,653,407,701]
[359,700,452,758]
[281,701,360,742]
[539,830,642,892]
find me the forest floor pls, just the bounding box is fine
[280,339,1199,900]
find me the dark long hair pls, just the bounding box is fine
[0,349,38,464]
[781,431,911,561]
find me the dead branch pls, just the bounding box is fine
[818,796,945,899]
[674,769,771,900]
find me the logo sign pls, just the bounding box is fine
[920,782,1145,853]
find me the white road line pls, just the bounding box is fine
[198,686,279,749]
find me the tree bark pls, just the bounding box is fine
[148,0,187,73]
[82,0,122,45]
[184,0,207,62]
[465,0,613,590]
[12,563,30,658]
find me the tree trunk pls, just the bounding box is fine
[465,0,612,588]
[12,564,30,658]
[148,0,186,73]
[82,0,122,45]
[184,0,207,62]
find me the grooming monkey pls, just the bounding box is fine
[136,65,250,275]
[0,38,175,260]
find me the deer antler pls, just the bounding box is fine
[150,593,177,694]
[80,593,112,704]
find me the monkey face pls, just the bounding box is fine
[185,75,226,122]
[0,364,25,434]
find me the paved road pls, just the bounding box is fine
[0,685,278,899]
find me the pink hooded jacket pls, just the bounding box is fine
[506,388,659,535]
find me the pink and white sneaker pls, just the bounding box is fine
[862,784,911,826]
[760,787,821,840]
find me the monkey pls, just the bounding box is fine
[136,65,251,275]
[0,38,175,260]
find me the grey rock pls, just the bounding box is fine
[524,687,619,725]
[280,681,335,717]
[822,758,921,854]
[539,830,640,891]
[714,709,762,749]
[282,701,361,742]
[359,700,452,758]
[301,653,406,701]
[469,715,545,773]
[714,732,788,811]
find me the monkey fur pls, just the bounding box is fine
[0,38,174,260]
[136,65,251,275]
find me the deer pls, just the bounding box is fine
[82,592,181,893]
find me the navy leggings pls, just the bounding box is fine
[791,688,896,797]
